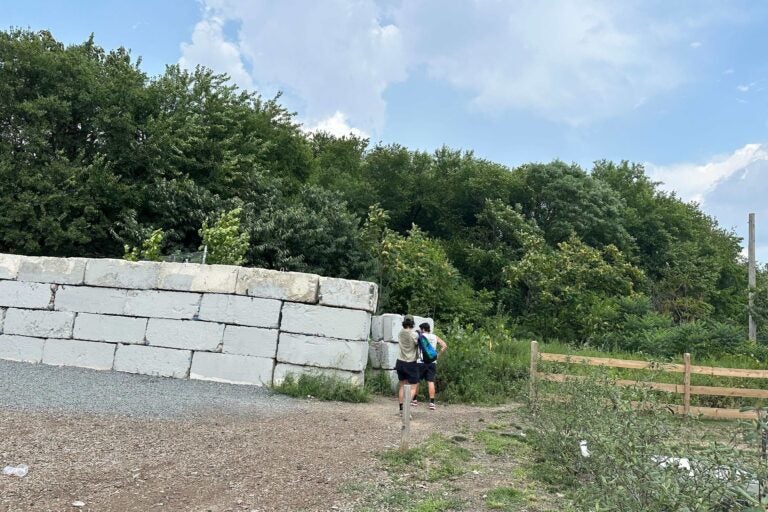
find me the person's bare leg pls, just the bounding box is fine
[428,381,436,400]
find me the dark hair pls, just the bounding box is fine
[419,322,431,332]
[402,318,415,328]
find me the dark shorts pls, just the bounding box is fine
[419,362,437,382]
[395,360,420,384]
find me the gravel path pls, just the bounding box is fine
[0,361,505,511]
[0,360,300,418]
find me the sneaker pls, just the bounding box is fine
[411,399,419,407]
[429,402,436,410]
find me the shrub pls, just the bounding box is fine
[273,374,370,403]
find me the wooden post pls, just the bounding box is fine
[400,384,411,452]
[683,353,691,416]
[749,213,757,342]
[530,340,539,403]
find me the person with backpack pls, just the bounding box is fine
[395,314,420,416]
[415,322,447,410]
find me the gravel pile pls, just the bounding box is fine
[0,359,300,418]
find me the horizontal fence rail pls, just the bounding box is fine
[530,341,766,420]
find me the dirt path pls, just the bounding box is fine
[0,398,510,511]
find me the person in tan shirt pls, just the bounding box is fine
[395,314,419,414]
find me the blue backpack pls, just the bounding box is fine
[417,330,438,364]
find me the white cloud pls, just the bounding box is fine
[690,41,702,48]
[179,16,254,90]
[737,83,755,92]
[645,143,768,203]
[303,111,368,138]
[179,1,735,132]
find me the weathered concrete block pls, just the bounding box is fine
[0,281,53,309]
[281,303,371,341]
[370,315,383,341]
[368,340,399,369]
[190,352,274,386]
[272,363,364,387]
[158,262,239,294]
[73,313,147,344]
[17,256,87,285]
[42,338,116,370]
[0,254,21,280]
[318,277,378,312]
[236,267,319,303]
[198,294,280,328]
[124,290,201,319]
[145,318,224,351]
[55,286,129,315]
[0,334,44,363]
[113,344,191,378]
[4,309,74,338]
[0,308,5,333]
[84,258,161,289]
[222,325,278,358]
[379,314,434,342]
[277,332,368,372]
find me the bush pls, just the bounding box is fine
[530,374,765,510]
[272,374,370,403]
[435,322,528,404]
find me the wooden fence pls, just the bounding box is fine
[529,340,768,420]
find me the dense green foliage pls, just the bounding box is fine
[1,29,763,356]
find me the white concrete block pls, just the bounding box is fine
[368,340,399,369]
[370,315,383,341]
[17,256,87,285]
[146,318,224,351]
[273,363,364,387]
[0,334,44,363]
[281,303,371,341]
[277,332,368,372]
[190,352,274,386]
[318,277,378,312]
[236,267,319,303]
[0,254,21,280]
[158,262,239,294]
[124,290,201,319]
[73,313,147,344]
[0,308,5,333]
[4,309,74,338]
[113,344,191,378]
[0,281,53,309]
[42,338,115,370]
[55,286,129,315]
[84,258,160,289]
[380,314,404,342]
[198,294,280,328]
[222,325,278,358]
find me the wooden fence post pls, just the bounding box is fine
[400,384,411,451]
[683,353,691,416]
[530,340,539,404]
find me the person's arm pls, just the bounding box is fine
[436,335,447,356]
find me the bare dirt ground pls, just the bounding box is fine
[0,396,515,512]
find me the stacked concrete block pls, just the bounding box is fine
[0,252,379,388]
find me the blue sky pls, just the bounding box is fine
[4,0,768,259]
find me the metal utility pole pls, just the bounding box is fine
[749,213,757,342]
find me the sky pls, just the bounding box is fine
[4,0,768,260]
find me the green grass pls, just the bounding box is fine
[475,430,524,455]
[380,434,473,482]
[272,373,370,402]
[484,487,526,510]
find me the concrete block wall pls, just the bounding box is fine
[368,313,434,391]
[0,253,378,387]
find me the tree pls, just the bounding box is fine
[199,208,249,266]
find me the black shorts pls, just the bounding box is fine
[395,360,420,384]
[419,362,437,382]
